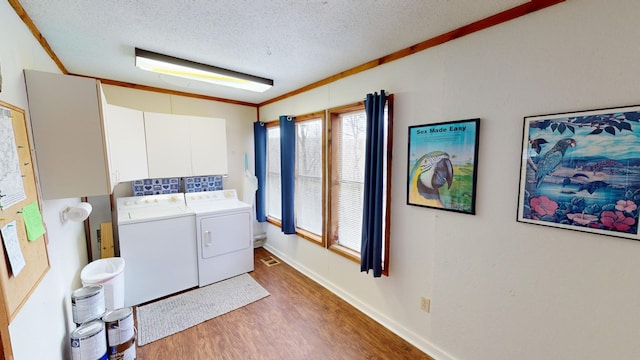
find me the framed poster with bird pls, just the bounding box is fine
[517,104,640,240]
[407,118,480,214]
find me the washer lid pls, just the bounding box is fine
[117,193,195,224]
[118,205,194,224]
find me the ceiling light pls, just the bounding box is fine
[134,48,273,93]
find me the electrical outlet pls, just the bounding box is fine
[420,296,431,313]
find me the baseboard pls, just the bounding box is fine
[262,244,455,360]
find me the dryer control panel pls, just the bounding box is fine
[185,189,238,204]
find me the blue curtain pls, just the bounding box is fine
[280,115,296,234]
[253,121,267,222]
[360,90,387,277]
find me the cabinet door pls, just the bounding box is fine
[104,104,149,185]
[24,70,109,199]
[188,115,228,176]
[143,112,191,178]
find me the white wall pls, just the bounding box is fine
[0,2,88,359]
[260,1,640,359]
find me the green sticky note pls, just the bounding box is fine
[22,202,46,241]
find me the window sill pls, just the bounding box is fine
[266,216,324,247]
[328,243,359,264]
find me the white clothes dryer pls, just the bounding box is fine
[185,189,254,287]
[117,193,197,306]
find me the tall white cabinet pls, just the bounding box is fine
[24,70,111,199]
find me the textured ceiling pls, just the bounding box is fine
[17,0,528,105]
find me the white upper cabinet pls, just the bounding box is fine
[24,70,110,199]
[143,112,228,178]
[143,112,191,178]
[24,70,229,196]
[188,115,228,176]
[103,104,149,188]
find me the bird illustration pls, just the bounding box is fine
[534,138,576,187]
[409,151,454,207]
[529,138,549,155]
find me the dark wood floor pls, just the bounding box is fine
[135,247,433,359]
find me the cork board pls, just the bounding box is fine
[0,100,50,323]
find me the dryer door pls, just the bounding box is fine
[199,211,252,259]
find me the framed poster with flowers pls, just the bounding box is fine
[517,104,640,240]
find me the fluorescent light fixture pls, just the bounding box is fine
[135,48,273,92]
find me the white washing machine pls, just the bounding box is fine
[185,189,254,287]
[117,193,197,306]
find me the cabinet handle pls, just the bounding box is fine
[205,230,211,246]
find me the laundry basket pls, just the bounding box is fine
[81,257,125,311]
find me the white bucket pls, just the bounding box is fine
[81,258,125,311]
[72,285,105,325]
[70,319,107,360]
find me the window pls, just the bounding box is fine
[329,109,367,253]
[265,113,325,244]
[264,97,393,273]
[327,99,392,270]
[294,114,324,241]
[266,125,281,220]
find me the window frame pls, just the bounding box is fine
[263,95,393,276]
[326,102,366,262]
[326,96,393,276]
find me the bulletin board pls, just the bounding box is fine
[0,100,50,325]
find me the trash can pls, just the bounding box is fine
[81,257,125,311]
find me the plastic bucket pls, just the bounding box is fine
[81,258,125,311]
